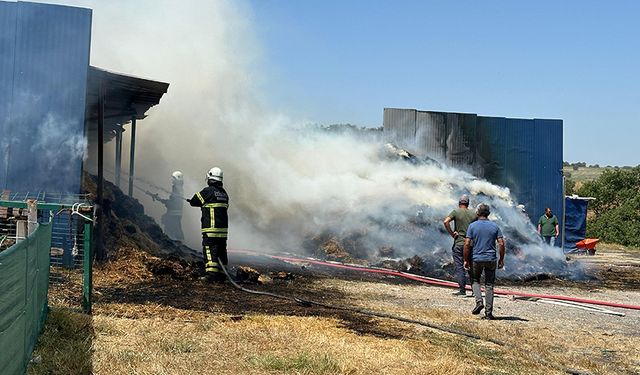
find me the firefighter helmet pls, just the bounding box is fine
[171,171,183,184]
[206,167,223,182]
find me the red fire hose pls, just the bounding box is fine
[230,249,640,312]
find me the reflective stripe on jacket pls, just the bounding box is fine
[189,182,229,238]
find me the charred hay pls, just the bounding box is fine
[83,174,202,279]
[235,266,261,283]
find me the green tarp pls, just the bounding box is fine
[0,222,52,375]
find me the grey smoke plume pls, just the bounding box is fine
[31,113,87,170]
[46,0,575,278]
[2,90,87,192]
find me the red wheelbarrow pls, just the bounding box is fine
[575,238,600,255]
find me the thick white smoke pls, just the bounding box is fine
[43,0,574,278]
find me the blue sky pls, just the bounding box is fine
[248,1,639,166]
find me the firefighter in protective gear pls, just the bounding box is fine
[188,167,229,282]
[150,171,185,242]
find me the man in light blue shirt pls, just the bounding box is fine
[463,204,505,320]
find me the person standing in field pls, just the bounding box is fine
[444,194,476,296]
[538,207,559,247]
[464,204,505,320]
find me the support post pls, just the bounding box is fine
[82,221,93,314]
[15,220,27,243]
[128,116,137,196]
[26,199,38,235]
[96,78,105,262]
[115,126,123,188]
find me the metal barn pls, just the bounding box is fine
[0,1,169,263]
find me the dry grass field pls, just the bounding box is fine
[563,166,608,183]
[29,246,640,375]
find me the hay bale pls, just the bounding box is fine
[320,238,351,261]
[236,266,261,283]
[271,271,295,280]
[83,173,201,265]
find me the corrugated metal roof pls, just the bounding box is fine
[0,1,92,193]
[85,66,170,143]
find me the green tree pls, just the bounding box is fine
[565,178,576,195]
[577,167,640,246]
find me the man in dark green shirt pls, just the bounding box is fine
[538,207,559,247]
[444,195,476,295]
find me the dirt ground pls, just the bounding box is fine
[34,245,640,375]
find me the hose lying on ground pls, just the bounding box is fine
[229,249,640,312]
[219,250,592,375]
[510,296,625,317]
[217,261,504,346]
[217,260,594,375]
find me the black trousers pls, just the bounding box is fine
[202,237,228,279]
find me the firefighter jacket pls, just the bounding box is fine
[164,184,185,216]
[188,181,229,239]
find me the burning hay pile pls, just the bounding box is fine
[84,174,203,279]
[284,144,583,282]
[82,134,583,285]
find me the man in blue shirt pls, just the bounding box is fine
[463,204,505,320]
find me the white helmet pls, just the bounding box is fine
[171,171,183,184]
[206,167,223,182]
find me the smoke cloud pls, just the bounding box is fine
[44,0,575,278]
[2,89,87,192]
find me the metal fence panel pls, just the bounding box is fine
[476,116,508,186]
[532,118,564,236]
[383,108,416,150]
[415,111,447,161]
[445,112,476,171]
[504,118,535,213]
[385,109,563,230]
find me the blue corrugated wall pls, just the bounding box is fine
[0,1,91,193]
[530,118,563,233]
[384,109,564,244]
[476,116,508,185]
[0,2,17,187]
